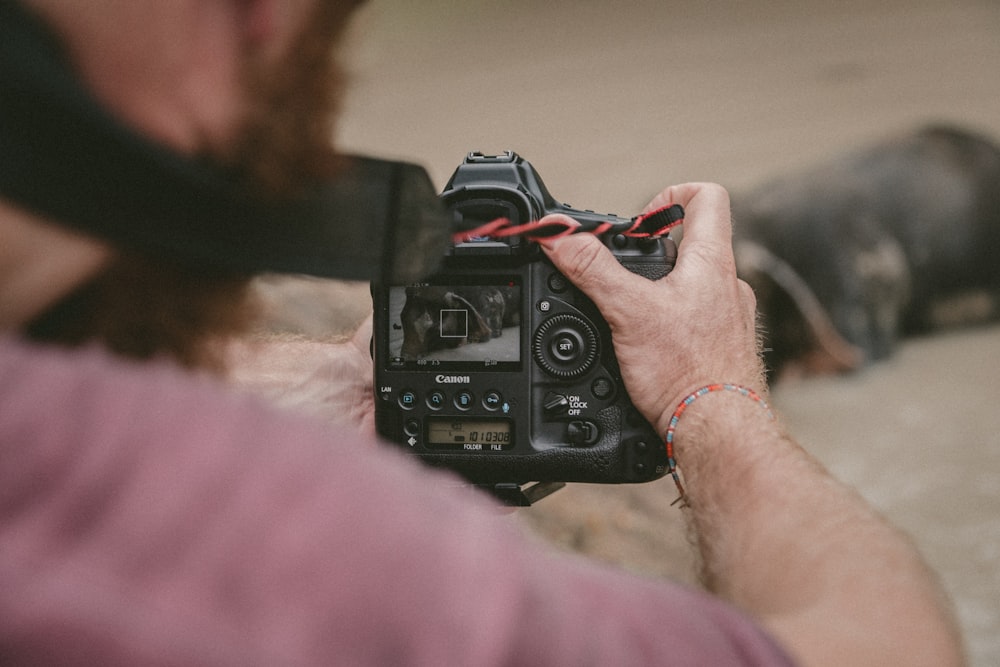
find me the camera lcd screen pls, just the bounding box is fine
[425,417,514,450]
[385,280,521,370]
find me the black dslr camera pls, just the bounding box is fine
[372,152,677,504]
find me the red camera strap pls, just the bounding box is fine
[452,203,685,245]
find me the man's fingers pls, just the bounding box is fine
[652,183,736,267]
[539,218,640,320]
[541,183,738,329]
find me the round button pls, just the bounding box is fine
[591,377,615,400]
[550,332,581,362]
[482,390,503,411]
[453,391,475,411]
[398,390,418,410]
[547,272,569,293]
[426,391,446,411]
[404,419,421,437]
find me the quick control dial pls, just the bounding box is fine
[532,313,598,379]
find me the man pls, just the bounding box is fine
[0,0,963,664]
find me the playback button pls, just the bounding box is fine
[398,390,418,410]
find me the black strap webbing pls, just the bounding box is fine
[0,0,450,282]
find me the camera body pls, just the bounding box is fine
[372,152,676,496]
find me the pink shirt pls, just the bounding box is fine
[0,336,794,665]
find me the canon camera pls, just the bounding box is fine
[372,151,678,504]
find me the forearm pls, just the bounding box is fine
[668,391,964,666]
[534,182,962,665]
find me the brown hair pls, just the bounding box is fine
[25,254,255,372]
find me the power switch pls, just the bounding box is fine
[543,392,570,416]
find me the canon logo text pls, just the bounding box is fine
[435,374,471,384]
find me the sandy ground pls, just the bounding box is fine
[296,1,1000,663]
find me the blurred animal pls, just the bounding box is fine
[732,124,1000,381]
[398,285,519,360]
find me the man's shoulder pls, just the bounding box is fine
[0,335,390,506]
[0,335,288,441]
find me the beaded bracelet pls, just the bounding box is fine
[664,383,774,508]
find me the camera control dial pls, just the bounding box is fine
[533,313,599,379]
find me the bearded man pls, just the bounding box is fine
[0,1,963,665]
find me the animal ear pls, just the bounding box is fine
[736,241,864,377]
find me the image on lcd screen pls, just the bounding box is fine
[387,283,521,365]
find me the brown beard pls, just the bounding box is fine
[25,255,256,373]
[26,1,366,371]
[226,1,364,195]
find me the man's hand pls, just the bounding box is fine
[225,314,376,437]
[541,183,766,434]
[543,182,964,666]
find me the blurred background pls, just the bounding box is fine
[326,1,999,663]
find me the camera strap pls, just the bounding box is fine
[452,203,685,245]
[0,0,451,284]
